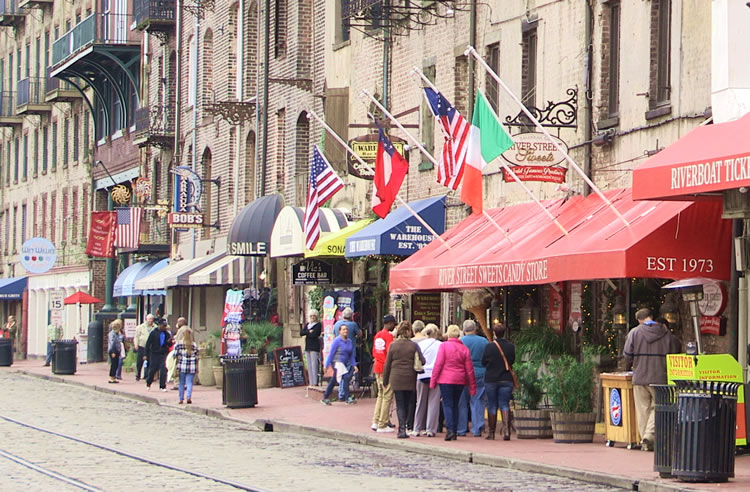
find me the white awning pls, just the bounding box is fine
[134,251,224,290]
[188,254,253,286]
[270,207,349,257]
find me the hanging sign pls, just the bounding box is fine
[698,282,726,316]
[411,293,441,325]
[133,177,152,201]
[85,211,116,258]
[172,166,203,212]
[348,133,406,180]
[21,237,57,274]
[167,212,205,228]
[292,259,332,285]
[501,133,568,184]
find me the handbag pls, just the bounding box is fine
[494,340,519,389]
[413,350,425,374]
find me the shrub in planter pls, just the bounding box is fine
[243,321,282,365]
[543,352,596,443]
[514,360,553,439]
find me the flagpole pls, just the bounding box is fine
[465,45,630,228]
[307,110,450,250]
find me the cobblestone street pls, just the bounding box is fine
[0,373,617,491]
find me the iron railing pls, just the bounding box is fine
[0,92,17,117]
[17,77,47,106]
[52,13,136,67]
[135,104,175,138]
[140,210,169,246]
[134,0,175,28]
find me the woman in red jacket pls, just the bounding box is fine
[430,324,476,441]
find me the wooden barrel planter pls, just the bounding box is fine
[515,409,553,439]
[550,412,596,443]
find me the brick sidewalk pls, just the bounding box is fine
[5,359,749,491]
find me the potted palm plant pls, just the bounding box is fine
[514,360,553,439]
[542,351,596,443]
[243,321,282,388]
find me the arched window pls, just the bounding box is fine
[201,147,212,239]
[295,112,309,206]
[243,1,259,97]
[245,131,256,203]
[202,30,214,105]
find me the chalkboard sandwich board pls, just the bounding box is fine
[273,346,307,388]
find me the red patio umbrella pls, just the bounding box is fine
[63,291,103,339]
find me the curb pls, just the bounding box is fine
[12,369,697,491]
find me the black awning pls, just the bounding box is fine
[228,194,283,255]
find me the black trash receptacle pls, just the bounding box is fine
[652,384,678,477]
[0,338,13,367]
[87,320,103,363]
[672,380,740,483]
[51,339,78,375]
[222,355,258,408]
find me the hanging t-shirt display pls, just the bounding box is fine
[223,323,243,356]
[222,289,245,326]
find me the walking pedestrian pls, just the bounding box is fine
[333,307,361,340]
[174,317,189,343]
[133,314,156,381]
[624,308,681,451]
[44,322,62,367]
[322,325,358,405]
[4,315,17,354]
[411,320,426,342]
[383,321,426,439]
[371,314,396,432]
[430,324,476,441]
[482,323,515,440]
[174,327,199,404]
[458,319,489,437]
[115,330,126,380]
[301,309,322,386]
[107,320,123,384]
[145,318,173,391]
[414,323,442,437]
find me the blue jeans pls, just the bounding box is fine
[486,381,514,414]
[323,366,354,401]
[179,372,195,401]
[439,383,464,433]
[116,356,123,379]
[458,375,486,435]
[45,342,53,365]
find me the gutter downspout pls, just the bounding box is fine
[731,219,743,362]
[583,0,593,196]
[173,0,183,259]
[261,0,270,196]
[468,0,476,117]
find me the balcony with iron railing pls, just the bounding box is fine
[140,209,170,250]
[18,0,53,10]
[51,12,140,69]
[0,92,23,126]
[17,77,51,114]
[134,0,175,32]
[0,0,26,27]
[45,72,82,102]
[134,104,175,148]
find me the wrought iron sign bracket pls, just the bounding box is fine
[268,77,313,92]
[182,0,214,19]
[148,30,170,47]
[505,87,578,130]
[203,101,256,125]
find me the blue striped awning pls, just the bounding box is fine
[0,277,27,300]
[113,258,169,297]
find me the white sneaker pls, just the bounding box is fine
[408,430,419,437]
[376,427,395,433]
[371,423,378,431]
[160,388,167,392]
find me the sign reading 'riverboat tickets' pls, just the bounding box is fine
[348,133,407,180]
[501,132,568,184]
[292,259,332,285]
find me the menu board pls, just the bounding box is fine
[273,346,307,388]
[411,293,441,325]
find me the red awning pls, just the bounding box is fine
[389,189,731,292]
[633,113,750,200]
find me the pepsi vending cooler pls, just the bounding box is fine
[601,372,641,449]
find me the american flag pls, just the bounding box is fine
[424,87,470,190]
[304,146,344,250]
[114,207,143,249]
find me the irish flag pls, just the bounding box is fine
[460,90,514,214]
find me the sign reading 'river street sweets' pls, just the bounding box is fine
[501,132,568,184]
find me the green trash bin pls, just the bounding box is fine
[51,339,77,375]
[222,355,258,408]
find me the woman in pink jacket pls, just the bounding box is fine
[430,324,476,441]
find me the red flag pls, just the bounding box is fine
[85,211,116,258]
[304,146,344,250]
[372,127,409,218]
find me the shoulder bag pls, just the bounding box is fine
[494,340,518,389]
[414,348,425,374]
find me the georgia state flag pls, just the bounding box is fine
[372,127,409,218]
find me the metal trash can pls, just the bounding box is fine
[51,339,78,375]
[222,355,258,408]
[672,380,740,483]
[87,320,103,363]
[652,384,678,477]
[0,338,13,366]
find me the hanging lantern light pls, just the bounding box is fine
[613,295,627,326]
[489,298,501,327]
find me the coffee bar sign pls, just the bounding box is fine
[348,133,407,180]
[501,132,568,184]
[293,259,332,285]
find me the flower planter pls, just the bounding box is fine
[213,365,224,389]
[550,411,596,443]
[515,409,553,439]
[197,356,216,386]
[256,363,274,389]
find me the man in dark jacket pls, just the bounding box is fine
[624,308,681,451]
[145,318,173,391]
